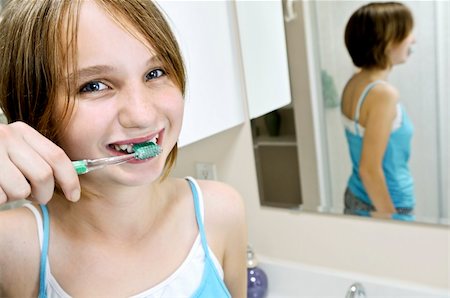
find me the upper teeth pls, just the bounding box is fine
[150,135,158,144]
[113,134,159,153]
[114,144,134,153]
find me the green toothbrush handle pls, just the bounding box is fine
[71,142,161,175]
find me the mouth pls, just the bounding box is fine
[108,134,160,155]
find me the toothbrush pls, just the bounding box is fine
[72,142,161,175]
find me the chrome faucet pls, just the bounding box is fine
[345,282,367,298]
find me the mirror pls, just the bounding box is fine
[309,0,448,225]
[252,0,448,225]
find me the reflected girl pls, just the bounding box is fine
[341,2,416,218]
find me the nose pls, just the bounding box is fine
[118,84,158,129]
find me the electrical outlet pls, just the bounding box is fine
[195,162,217,180]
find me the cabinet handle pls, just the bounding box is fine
[284,0,297,22]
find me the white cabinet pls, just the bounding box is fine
[234,1,300,208]
[235,0,292,119]
[156,1,246,147]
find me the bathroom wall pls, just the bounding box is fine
[171,117,449,290]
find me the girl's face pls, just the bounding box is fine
[58,1,184,186]
[388,31,416,65]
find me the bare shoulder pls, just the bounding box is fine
[0,204,38,254]
[194,178,246,244]
[0,205,40,295]
[194,180,247,297]
[196,179,245,221]
[368,82,399,104]
[362,82,398,122]
[166,177,245,228]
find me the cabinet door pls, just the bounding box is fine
[235,0,292,119]
[156,1,245,147]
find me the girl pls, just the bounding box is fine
[0,0,247,297]
[342,2,416,219]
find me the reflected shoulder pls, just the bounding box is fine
[370,82,399,103]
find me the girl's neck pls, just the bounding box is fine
[48,179,174,244]
[359,67,391,81]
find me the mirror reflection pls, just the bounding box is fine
[341,2,416,220]
[252,0,448,225]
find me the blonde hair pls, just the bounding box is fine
[0,0,185,179]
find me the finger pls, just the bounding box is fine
[0,187,7,205]
[0,159,32,202]
[19,125,80,202]
[0,122,80,203]
[5,139,57,203]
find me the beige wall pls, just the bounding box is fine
[171,118,449,290]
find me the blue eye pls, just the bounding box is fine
[80,81,108,93]
[146,69,166,81]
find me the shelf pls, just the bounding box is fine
[254,135,297,147]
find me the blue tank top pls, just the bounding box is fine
[344,81,415,208]
[36,177,231,298]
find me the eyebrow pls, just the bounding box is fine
[67,55,163,85]
[67,65,115,87]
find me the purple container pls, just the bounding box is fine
[247,245,268,298]
[247,266,268,298]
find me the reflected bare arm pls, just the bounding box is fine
[358,85,398,214]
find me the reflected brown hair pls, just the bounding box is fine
[0,0,185,179]
[344,2,414,69]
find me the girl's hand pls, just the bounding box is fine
[0,121,80,205]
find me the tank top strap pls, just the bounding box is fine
[185,177,211,258]
[353,80,385,134]
[23,204,44,250]
[23,203,50,298]
[38,204,50,298]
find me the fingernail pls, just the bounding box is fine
[70,188,80,202]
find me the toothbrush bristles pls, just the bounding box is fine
[133,142,161,160]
